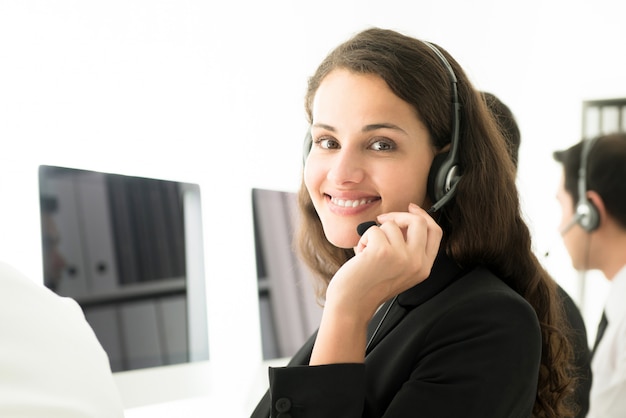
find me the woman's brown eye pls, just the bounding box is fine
[371,140,394,151]
[318,138,339,149]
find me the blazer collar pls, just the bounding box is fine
[365,251,466,353]
[396,250,466,308]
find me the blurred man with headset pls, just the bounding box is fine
[483,92,591,417]
[553,132,626,418]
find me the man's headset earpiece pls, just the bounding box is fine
[575,137,600,232]
[301,40,462,214]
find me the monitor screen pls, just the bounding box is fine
[251,188,322,360]
[38,165,209,373]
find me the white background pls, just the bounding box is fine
[1,0,624,416]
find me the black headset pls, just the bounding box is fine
[575,137,600,232]
[302,40,462,214]
[422,41,462,213]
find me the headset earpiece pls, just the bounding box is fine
[427,151,461,213]
[302,130,313,164]
[576,137,600,232]
[576,199,600,232]
[427,152,449,203]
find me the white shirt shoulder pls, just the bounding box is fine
[588,265,626,418]
[0,262,125,417]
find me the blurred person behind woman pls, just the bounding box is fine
[482,91,591,418]
[554,133,626,418]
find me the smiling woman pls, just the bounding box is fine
[251,27,578,418]
[305,70,435,250]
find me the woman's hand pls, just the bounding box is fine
[310,203,442,365]
[332,203,442,314]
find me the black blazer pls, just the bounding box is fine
[557,285,591,418]
[251,253,541,418]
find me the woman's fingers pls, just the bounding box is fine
[408,203,443,260]
[376,204,441,249]
[372,204,443,278]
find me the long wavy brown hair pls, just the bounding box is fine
[295,27,576,418]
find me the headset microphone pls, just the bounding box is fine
[542,210,587,257]
[357,221,378,236]
[426,179,459,214]
[559,212,584,236]
[543,214,582,258]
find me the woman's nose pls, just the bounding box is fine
[326,148,365,185]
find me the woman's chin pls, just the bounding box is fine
[325,232,359,249]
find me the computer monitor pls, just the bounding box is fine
[38,165,210,407]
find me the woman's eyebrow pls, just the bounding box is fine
[311,123,336,132]
[311,123,406,134]
[362,123,407,134]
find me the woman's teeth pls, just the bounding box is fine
[330,197,375,208]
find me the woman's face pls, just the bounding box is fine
[304,69,435,249]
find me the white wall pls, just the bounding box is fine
[1,0,625,416]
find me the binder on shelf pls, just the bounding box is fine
[252,188,322,359]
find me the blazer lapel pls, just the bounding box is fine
[365,299,408,354]
[366,251,466,354]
